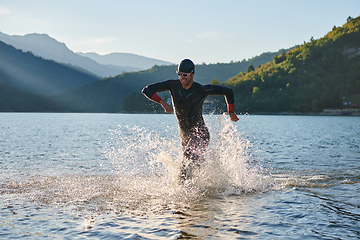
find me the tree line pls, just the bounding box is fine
[0,83,63,112]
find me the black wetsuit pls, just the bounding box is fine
[142,79,235,164]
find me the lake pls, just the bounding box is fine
[1,113,359,239]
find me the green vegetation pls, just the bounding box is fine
[0,83,63,112]
[224,16,360,113]
[122,92,164,113]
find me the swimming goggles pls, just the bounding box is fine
[176,70,194,77]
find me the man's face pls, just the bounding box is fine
[178,72,194,89]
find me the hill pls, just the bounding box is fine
[53,49,290,112]
[77,52,174,70]
[0,32,171,77]
[224,16,360,113]
[0,40,98,95]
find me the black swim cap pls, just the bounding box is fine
[178,59,195,73]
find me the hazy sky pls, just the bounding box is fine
[0,0,359,64]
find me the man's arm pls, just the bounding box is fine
[159,100,173,113]
[142,80,173,113]
[229,111,239,122]
[206,85,239,122]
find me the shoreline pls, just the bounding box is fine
[248,111,360,116]
[0,111,359,116]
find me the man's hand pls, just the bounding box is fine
[160,100,173,113]
[229,112,239,122]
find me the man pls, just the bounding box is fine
[142,59,239,181]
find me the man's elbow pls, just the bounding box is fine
[141,86,149,95]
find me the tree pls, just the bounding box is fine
[211,79,222,85]
[273,55,279,64]
[246,64,255,73]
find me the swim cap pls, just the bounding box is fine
[178,59,195,73]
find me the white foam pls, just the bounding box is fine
[107,115,275,201]
[3,115,276,215]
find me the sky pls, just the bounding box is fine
[0,0,359,64]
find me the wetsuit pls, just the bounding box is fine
[142,80,235,166]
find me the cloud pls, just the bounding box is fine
[196,31,221,39]
[0,6,10,15]
[71,37,118,52]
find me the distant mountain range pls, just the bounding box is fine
[77,52,174,70]
[0,32,173,77]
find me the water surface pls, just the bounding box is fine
[1,113,359,239]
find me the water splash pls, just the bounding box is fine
[2,114,276,215]
[106,115,275,203]
[189,114,274,195]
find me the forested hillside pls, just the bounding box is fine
[53,49,289,112]
[0,83,63,112]
[225,16,360,113]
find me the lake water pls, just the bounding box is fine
[1,113,359,239]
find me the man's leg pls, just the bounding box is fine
[183,137,208,165]
[180,131,210,182]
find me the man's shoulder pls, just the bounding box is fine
[168,79,181,87]
[193,82,211,91]
[192,81,205,88]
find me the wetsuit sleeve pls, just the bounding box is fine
[205,85,235,112]
[142,80,173,103]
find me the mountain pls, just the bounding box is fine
[0,32,144,77]
[0,40,98,95]
[77,52,174,70]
